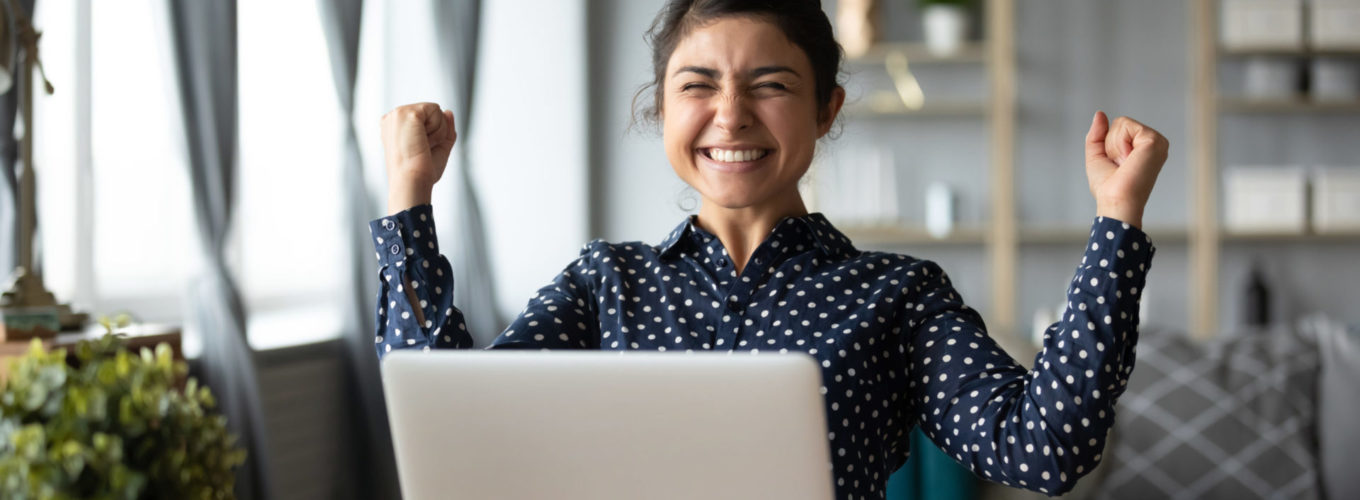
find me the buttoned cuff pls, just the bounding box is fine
[368,204,439,269]
[1084,216,1156,278]
[1077,216,1156,327]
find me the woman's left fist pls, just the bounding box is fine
[1084,111,1169,229]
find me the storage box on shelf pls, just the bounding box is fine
[1243,56,1303,98]
[1311,57,1360,101]
[1216,0,1360,109]
[1313,167,1360,233]
[1220,0,1303,50]
[1223,167,1309,235]
[1310,1,1360,49]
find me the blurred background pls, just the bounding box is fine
[1,0,1357,499]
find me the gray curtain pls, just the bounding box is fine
[0,0,35,290]
[165,2,272,499]
[317,0,401,498]
[431,0,502,346]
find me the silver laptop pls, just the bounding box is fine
[381,350,834,500]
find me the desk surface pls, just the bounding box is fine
[0,324,182,384]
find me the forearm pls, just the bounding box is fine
[370,205,472,358]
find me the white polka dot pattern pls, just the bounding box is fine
[368,205,1156,499]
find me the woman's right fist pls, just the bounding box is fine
[381,103,456,214]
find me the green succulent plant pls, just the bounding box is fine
[0,317,245,499]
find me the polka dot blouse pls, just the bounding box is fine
[369,204,1155,499]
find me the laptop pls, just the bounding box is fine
[381,350,835,499]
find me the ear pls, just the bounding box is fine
[817,86,846,137]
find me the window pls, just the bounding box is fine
[34,0,196,326]
[238,0,347,349]
[32,0,352,354]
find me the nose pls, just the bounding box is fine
[713,93,751,132]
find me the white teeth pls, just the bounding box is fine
[708,148,766,163]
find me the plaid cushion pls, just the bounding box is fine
[1096,328,1321,500]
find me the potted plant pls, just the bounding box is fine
[0,317,246,499]
[920,0,973,56]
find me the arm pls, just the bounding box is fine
[371,204,471,358]
[372,103,602,359]
[906,111,1167,494]
[370,205,602,359]
[372,103,461,360]
[905,217,1154,495]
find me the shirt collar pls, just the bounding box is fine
[657,212,857,260]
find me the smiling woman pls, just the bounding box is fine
[369,1,1167,499]
[660,16,844,270]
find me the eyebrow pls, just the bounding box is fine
[673,65,800,79]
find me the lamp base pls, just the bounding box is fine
[1,267,89,337]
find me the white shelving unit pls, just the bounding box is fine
[1191,0,1360,338]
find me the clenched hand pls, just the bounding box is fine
[1084,111,1169,229]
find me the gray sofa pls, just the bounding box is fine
[981,316,1359,500]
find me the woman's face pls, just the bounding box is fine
[662,16,842,212]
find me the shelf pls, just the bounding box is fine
[844,96,988,118]
[1221,229,1360,243]
[841,224,988,246]
[846,42,987,65]
[1219,97,1360,113]
[841,225,1196,247]
[1218,46,1360,57]
[1018,226,1191,245]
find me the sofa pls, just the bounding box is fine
[979,316,1359,500]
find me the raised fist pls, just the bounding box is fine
[381,102,456,214]
[1084,111,1169,229]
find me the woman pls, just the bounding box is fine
[370,0,1167,498]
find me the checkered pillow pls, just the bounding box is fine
[1096,327,1321,500]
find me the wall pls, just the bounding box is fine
[470,0,590,323]
[589,0,682,244]
[362,0,589,330]
[587,0,1360,336]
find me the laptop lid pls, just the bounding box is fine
[381,350,834,500]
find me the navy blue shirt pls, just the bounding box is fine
[369,205,1155,499]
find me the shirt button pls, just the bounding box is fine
[716,257,728,268]
[383,219,395,231]
[726,296,744,313]
[389,243,401,255]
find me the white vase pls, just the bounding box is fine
[924,182,954,238]
[922,5,968,57]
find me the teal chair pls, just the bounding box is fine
[886,428,978,500]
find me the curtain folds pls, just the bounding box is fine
[430,0,501,346]
[317,0,402,498]
[165,2,272,498]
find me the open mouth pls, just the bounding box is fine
[700,147,772,163]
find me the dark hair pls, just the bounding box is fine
[633,0,844,127]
